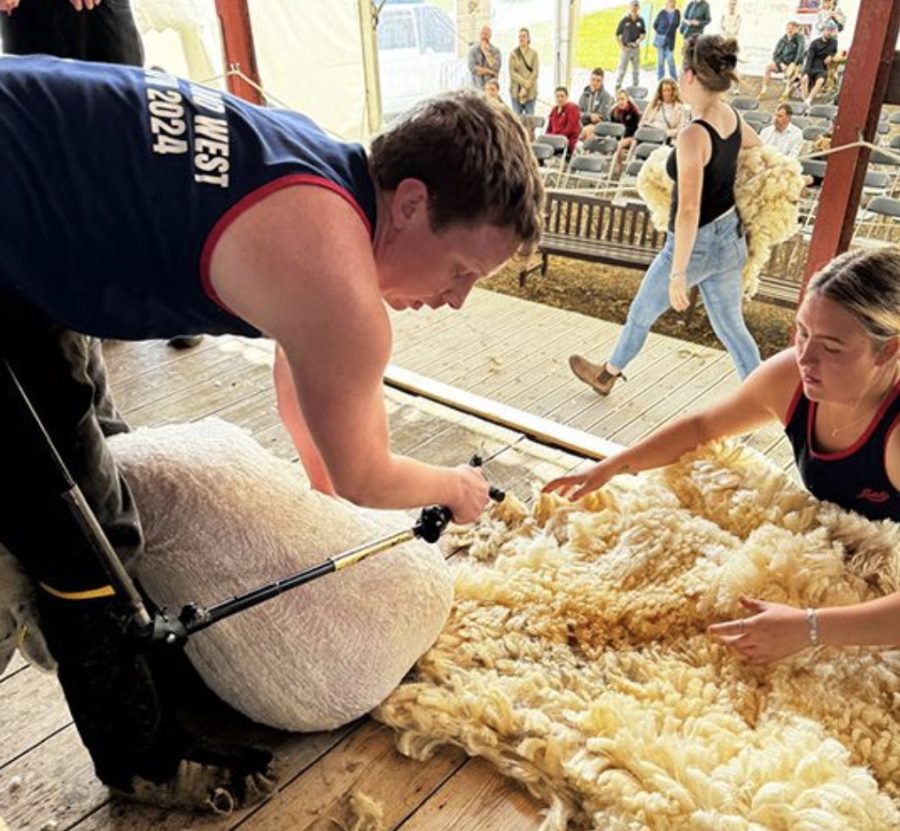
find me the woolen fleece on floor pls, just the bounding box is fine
[375,441,900,830]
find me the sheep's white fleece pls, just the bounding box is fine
[107,419,454,732]
[376,441,900,830]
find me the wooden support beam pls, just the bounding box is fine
[801,0,900,296]
[385,365,623,461]
[214,0,263,105]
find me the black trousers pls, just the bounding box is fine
[0,0,143,66]
[0,294,195,789]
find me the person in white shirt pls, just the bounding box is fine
[640,77,689,141]
[759,103,804,158]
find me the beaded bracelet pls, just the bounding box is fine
[806,607,820,646]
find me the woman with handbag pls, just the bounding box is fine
[509,27,539,116]
[653,0,681,80]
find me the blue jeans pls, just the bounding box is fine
[609,209,761,380]
[657,47,677,80]
[512,98,536,116]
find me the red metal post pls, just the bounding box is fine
[800,0,900,296]
[214,0,263,105]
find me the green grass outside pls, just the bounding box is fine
[576,4,684,76]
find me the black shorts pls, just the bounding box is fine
[807,70,828,84]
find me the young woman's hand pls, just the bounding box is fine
[542,460,616,501]
[708,596,810,664]
[669,271,690,311]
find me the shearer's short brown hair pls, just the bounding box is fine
[368,90,545,254]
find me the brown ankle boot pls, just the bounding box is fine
[569,355,624,396]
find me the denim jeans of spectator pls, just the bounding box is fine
[609,209,761,380]
[657,47,677,80]
[512,98,536,116]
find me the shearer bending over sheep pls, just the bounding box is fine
[0,57,543,809]
[547,247,900,666]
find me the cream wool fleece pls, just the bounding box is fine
[376,441,900,830]
[637,144,805,298]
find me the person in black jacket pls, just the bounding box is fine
[799,20,838,105]
[760,21,805,99]
[653,0,681,80]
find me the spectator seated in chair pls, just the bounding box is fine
[640,78,688,143]
[578,67,615,142]
[611,89,643,173]
[799,21,838,106]
[547,85,581,156]
[759,21,805,100]
[760,103,804,158]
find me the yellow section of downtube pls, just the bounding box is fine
[331,530,415,571]
[39,582,116,601]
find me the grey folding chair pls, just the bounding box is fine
[565,154,612,192]
[732,96,759,111]
[592,122,626,140]
[853,195,900,244]
[808,103,837,120]
[633,125,667,145]
[802,125,827,142]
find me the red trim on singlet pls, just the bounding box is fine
[808,377,900,461]
[783,381,804,426]
[199,174,373,313]
[884,410,900,486]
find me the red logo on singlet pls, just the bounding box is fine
[858,488,890,503]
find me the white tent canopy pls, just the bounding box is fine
[77,0,900,141]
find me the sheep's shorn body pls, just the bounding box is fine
[376,442,900,830]
[108,419,454,732]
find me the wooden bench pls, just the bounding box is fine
[519,192,666,286]
[520,190,806,309]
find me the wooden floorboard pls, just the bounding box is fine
[5,291,795,830]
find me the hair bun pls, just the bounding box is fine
[722,53,738,69]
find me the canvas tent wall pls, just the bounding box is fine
[132,0,379,141]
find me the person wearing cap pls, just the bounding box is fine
[799,20,838,106]
[615,1,647,92]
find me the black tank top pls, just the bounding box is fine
[783,380,900,522]
[666,107,741,230]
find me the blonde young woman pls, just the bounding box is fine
[640,78,688,140]
[549,247,900,665]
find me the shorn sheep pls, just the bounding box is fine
[1,418,454,732]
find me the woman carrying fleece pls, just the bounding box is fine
[569,34,761,395]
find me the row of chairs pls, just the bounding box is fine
[532,123,671,194]
[732,97,839,120]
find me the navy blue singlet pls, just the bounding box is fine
[784,379,900,522]
[0,56,377,339]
